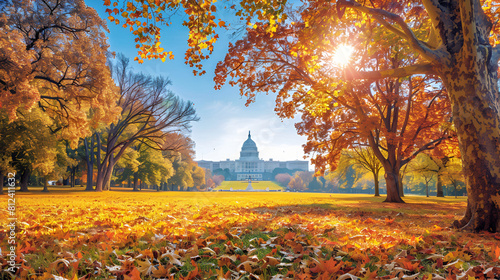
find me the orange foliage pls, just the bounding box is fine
[214,21,457,202]
[104,0,287,73]
[1,0,121,145]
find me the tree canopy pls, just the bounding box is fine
[1,0,122,145]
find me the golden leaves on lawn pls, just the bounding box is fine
[1,192,499,279]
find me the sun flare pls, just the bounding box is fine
[332,44,354,67]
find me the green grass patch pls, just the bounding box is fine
[214,181,284,191]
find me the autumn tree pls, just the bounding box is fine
[329,155,368,194]
[191,165,206,190]
[338,148,383,196]
[203,168,215,190]
[427,136,461,197]
[288,171,313,192]
[212,174,225,187]
[0,108,63,191]
[134,146,174,191]
[215,22,454,203]
[168,160,193,191]
[37,142,78,192]
[1,0,121,145]
[0,112,24,194]
[305,0,500,231]
[163,138,205,191]
[407,154,438,197]
[275,173,292,188]
[94,55,198,191]
[441,157,465,198]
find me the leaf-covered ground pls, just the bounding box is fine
[1,188,500,279]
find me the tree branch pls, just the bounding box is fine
[459,0,477,63]
[346,63,435,80]
[337,0,445,63]
[401,136,451,166]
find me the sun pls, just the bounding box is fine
[332,44,354,67]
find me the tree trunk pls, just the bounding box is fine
[84,137,94,191]
[368,136,404,202]
[453,181,459,198]
[95,156,112,192]
[426,182,429,197]
[383,171,404,203]
[101,158,114,191]
[442,60,500,232]
[19,168,30,192]
[133,173,139,191]
[398,173,405,197]
[70,167,76,188]
[436,172,444,197]
[372,169,380,196]
[42,177,49,192]
[95,133,103,191]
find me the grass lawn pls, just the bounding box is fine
[1,189,499,279]
[214,180,284,191]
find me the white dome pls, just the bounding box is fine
[239,131,259,160]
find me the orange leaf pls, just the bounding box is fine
[325,258,343,274]
[126,267,141,280]
[432,225,442,231]
[284,231,296,240]
[494,246,500,260]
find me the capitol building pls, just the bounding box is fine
[197,131,309,180]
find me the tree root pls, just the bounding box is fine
[457,215,475,232]
[453,202,473,230]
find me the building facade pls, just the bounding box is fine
[197,131,309,180]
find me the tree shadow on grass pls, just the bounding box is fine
[246,197,467,220]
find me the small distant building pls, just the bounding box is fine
[197,131,308,180]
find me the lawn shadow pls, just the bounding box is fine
[245,195,467,221]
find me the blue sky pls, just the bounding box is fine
[86,0,310,166]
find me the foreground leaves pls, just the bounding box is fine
[1,191,499,279]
